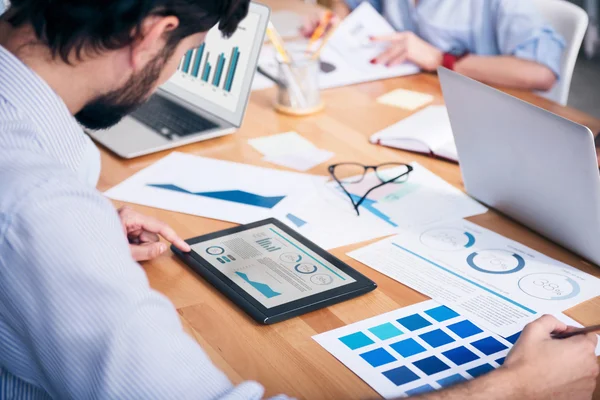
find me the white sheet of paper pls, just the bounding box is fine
[255,3,420,92]
[330,162,487,229]
[348,219,600,337]
[248,131,318,157]
[270,11,303,39]
[313,300,600,399]
[264,148,335,172]
[274,181,397,250]
[104,152,327,224]
[371,106,457,161]
[376,89,434,110]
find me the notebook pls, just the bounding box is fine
[370,106,459,163]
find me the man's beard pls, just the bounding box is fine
[75,49,172,130]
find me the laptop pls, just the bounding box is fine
[88,3,270,159]
[439,67,600,267]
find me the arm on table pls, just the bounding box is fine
[454,55,557,91]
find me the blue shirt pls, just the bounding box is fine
[0,46,286,398]
[345,0,565,77]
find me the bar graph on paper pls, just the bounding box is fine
[177,45,241,94]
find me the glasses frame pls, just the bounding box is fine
[328,162,414,216]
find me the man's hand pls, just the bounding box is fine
[503,315,599,400]
[370,31,443,71]
[118,206,191,261]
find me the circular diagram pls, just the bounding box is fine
[467,250,526,274]
[280,253,302,263]
[518,273,581,300]
[206,246,225,256]
[311,274,334,285]
[295,263,318,274]
[420,228,476,251]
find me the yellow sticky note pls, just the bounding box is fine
[377,89,434,111]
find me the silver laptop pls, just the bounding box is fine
[439,67,600,266]
[88,3,270,158]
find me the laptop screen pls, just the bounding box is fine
[159,3,270,127]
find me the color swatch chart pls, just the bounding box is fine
[313,300,520,398]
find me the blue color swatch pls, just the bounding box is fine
[390,338,427,358]
[286,213,307,228]
[442,346,479,366]
[419,329,455,348]
[235,272,281,298]
[382,366,420,386]
[504,331,522,344]
[447,320,483,339]
[397,314,432,331]
[467,363,495,378]
[360,348,396,367]
[339,332,375,350]
[437,374,467,388]
[413,356,450,375]
[496,357,506,365]
[147,184,286,209]
[425,306,460,322]
[471,337,508,356]
[406,384,435,396]
[369,323,403,341]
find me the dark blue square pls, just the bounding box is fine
[413,356,450,376]
[406,384,434,396]
[425,305,460,322]
[447,320,483,339]
[471,337,508,356]
[467,363,495,378]
[419,329,455,348]
[442,346,479,366]
[504,331,522,344]
[359,348,396,367]
[382,366,420,386]
[397,314,432,331]
[390,338,427,358]
[496,357,506,365]
[437,374,467,388]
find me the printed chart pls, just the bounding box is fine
[349,220,600,336]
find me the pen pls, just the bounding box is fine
[307,11,334,49]
[256,66,287,88]
[552,324,600,339]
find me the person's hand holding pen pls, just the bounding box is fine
[369,31,443,71]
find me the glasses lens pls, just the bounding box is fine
[375,163,411,183]
[332,163,367,184]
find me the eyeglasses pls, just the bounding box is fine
[328,162,413,216]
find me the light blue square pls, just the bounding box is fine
[368,323,404,341]
[425,305,460,322]
[339,332,375,350]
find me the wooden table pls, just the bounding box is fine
[97,3,600,398]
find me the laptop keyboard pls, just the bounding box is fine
[130,95,218,140]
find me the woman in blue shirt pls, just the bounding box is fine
[305,0,565,91]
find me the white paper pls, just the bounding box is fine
[255,3,420,91]
[313,300,600,399]
[371,106,457,161]
[270,11,303,39]
[264,148,334,172]
[104,152,327,224]
[274,181,398,250]
[248,132,317,157]
[348,220,600,336]
[376,89,434,111]
[329,162,487,229]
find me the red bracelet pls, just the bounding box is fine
[442,52,468,71]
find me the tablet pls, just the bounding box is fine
[172,218,376,324]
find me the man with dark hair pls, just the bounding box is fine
[0,1,598,399]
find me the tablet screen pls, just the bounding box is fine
[191,223,356,308]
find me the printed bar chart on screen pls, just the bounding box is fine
[212,53,226,87]
[181,50,193,74]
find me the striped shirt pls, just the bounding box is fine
[0,45,284,398]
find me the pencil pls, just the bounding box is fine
[266,22,291,63]
[310,21,339,61]
[307,11,334,49]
